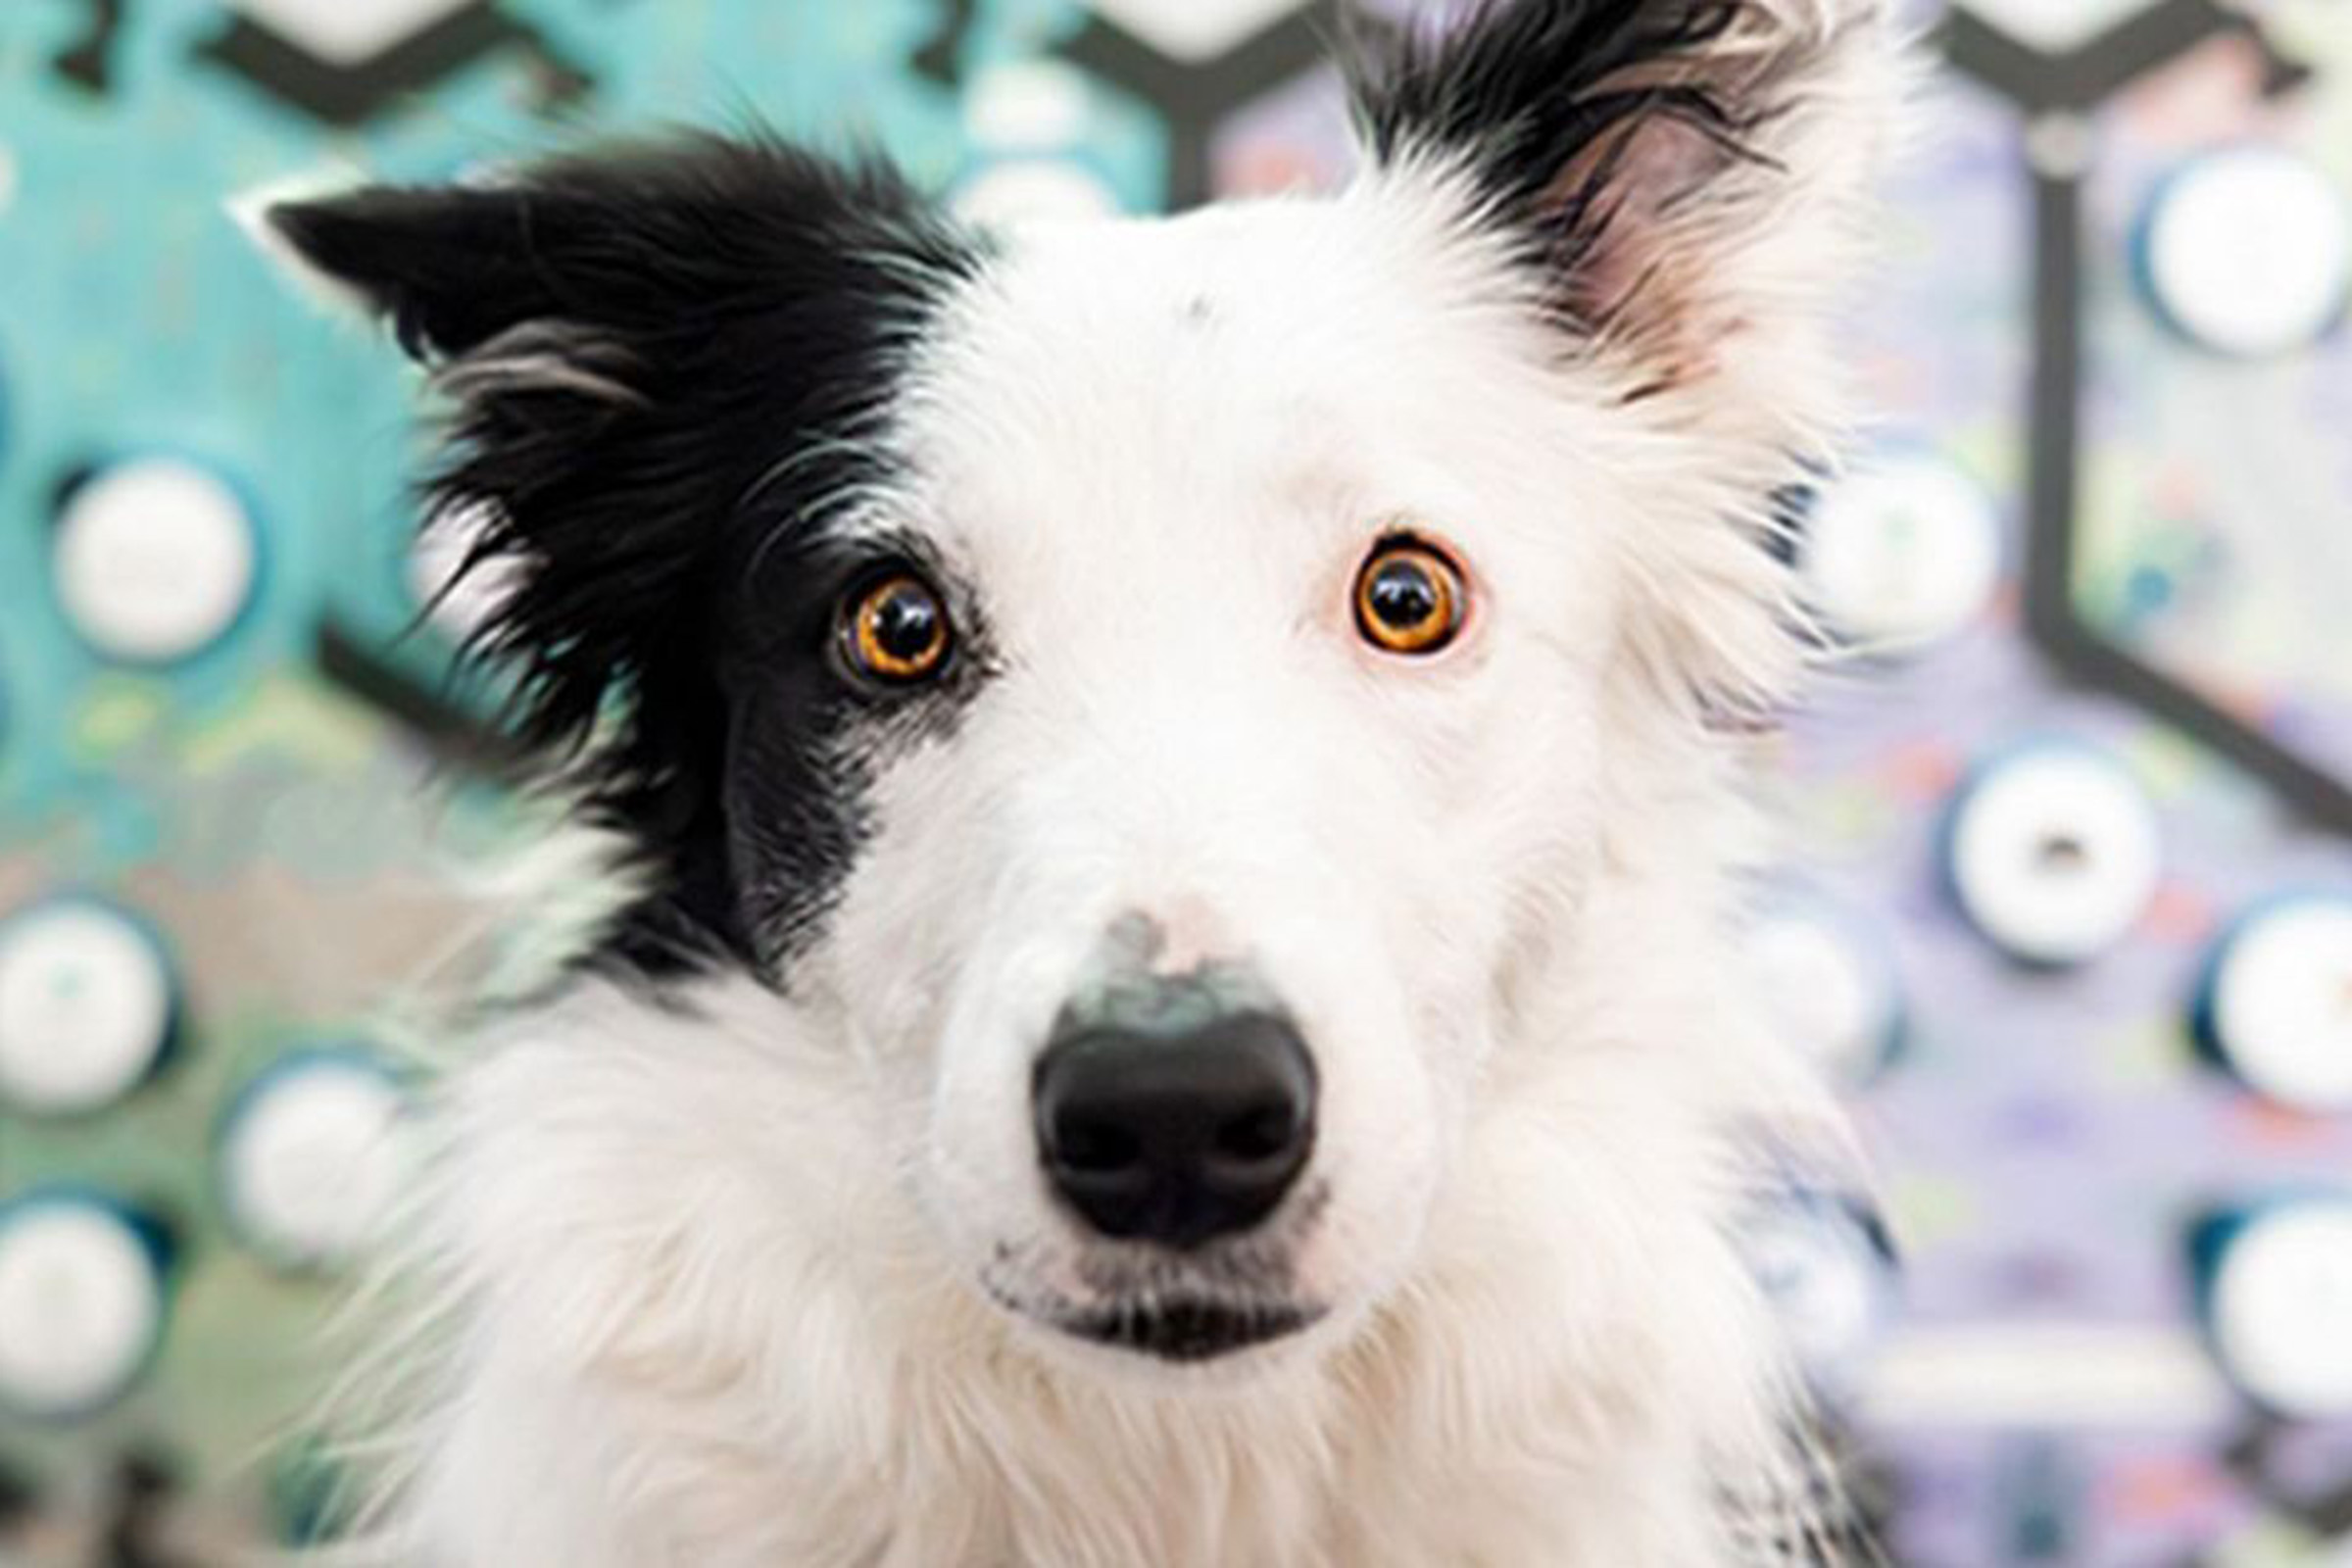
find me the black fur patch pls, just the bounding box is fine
[1342,0,1761,298]
[270,132,990,978]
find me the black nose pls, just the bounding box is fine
[1033,1009,1317,1249]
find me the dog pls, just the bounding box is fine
[258,1,1903,1561]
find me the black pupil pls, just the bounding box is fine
[1368,558,1442,631]
[870,582,941,665]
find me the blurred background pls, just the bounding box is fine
[2,0,2350,1562]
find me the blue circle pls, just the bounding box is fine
[2187,1193,2352,1417]
[1751,885,1909,1086]
[0,891,183,1118]
[211,1045,411,1274]
[2189,886,2352,1101]
[1936,736,2158,968]
[0,1184,175,1423]
[46,451,272,669]
[2132,145,2352,359]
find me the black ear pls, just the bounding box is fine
[267,184,576,361]
[1347,0,1897,368]
[266,134,987,969]
[265,136,973,366]
[1348,2,1903,723]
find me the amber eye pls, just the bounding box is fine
[1353,538,1466,656]
[841,571,952,686]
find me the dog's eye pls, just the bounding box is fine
[841,572,952,686]
[1353,538,1465,657]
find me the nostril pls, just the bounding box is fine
[1214,1104,1301,1164]
[1050,1114,1142,1175]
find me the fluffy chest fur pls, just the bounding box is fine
[261,2,1908,1563]
[387,874,1815,1568]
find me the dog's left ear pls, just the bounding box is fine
[1348,0,1904,713]
[1347,0,1897,409]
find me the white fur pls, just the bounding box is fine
[323,8,1908,1562]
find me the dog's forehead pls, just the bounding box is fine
[892,189,1553,568]
[956,193,1483,363]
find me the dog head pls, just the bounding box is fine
[266,0,1893,1378]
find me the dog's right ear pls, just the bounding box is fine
[257,180,602,362]
[252,137,989,743]
[252,136,987,966]
[255,138,975,370]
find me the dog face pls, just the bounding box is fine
[267,0,1890,1376]
[829,194,1637,1364]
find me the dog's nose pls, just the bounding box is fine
[1033,1009,1316,1249]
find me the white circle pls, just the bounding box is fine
[1949,748,2163,966]
[1745,1206,1889,1389]
[55,459,259,663]
[2144,148,2351,358]
[2209,900,2352,1112]
[2211,1204,2352,1419]
[407,505,517,642]
[964,60,1091,152]
[0,902,173,1115]
[219,1055,410,1269]
[952,160,1121,228]
[0,1199,164,1419]
[1749,904,1901,1085]
[1799,455,2003,651]
[0,144,19,216]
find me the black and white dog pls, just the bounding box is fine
[261,1,1901,1561]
